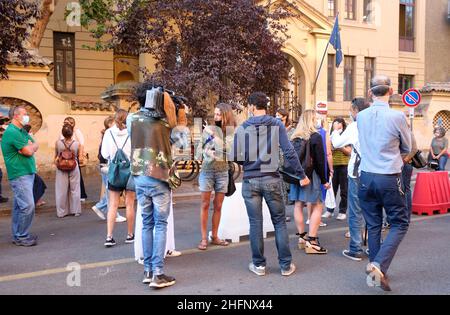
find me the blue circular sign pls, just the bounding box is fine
[402,89,421,107]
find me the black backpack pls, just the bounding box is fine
[281,138,313,184]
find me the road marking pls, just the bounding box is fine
[0,213,448,283]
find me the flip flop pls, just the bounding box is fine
[197,239,208,250]
[210,238,229,246]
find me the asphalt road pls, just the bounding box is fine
[0,195,449,295]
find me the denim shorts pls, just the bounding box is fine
[198,170,229,193]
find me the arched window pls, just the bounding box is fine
[433,110,450,133]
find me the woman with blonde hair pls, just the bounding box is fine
[289,109,331,254]
[197,103,236,250]
[101,109,136,247]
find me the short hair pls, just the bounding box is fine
[248,92,269,110]
[64,117,76,127]
[276,108,291,127]
[370,75,391,97]
[351,97,370,113]
[62,124,74,139]
[9,106,25,119]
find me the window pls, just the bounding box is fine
[398,74,414,94]
[327,55,335,101]
[345,0,356,20]
[53,32,75,93]
[328,0,337,17]
[364,58,375,98]
[399,0,415,52]
[343,56,355,101]
[363,0,373,23]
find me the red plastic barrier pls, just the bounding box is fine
[412,171,450,215]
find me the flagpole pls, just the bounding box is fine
[311,40,331,94]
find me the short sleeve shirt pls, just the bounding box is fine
[1,124,36,180]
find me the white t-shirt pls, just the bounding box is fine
[101,125,131,162]
[330,122,360,178]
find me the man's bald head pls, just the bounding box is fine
[370,75,392,97]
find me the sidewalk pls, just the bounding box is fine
[0,169,203,216]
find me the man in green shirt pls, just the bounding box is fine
[1,106,39,246]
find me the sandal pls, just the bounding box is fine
[210,237,229,246]
[197,239,208,250]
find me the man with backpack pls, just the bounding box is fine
[127,83,186,289]
[1,106,39,246]
[232,92,310,277]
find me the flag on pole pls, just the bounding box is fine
[329,15,343,67]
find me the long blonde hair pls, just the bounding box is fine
[291,109,317,140]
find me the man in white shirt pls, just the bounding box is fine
[330,98,370,262]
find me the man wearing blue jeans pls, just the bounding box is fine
[331,98,370,261]
[233,92,309,277]
[358,75,412,291]
[128,83,186,289]
[1,106,39,246]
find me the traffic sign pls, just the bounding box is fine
[402,88,421,108]
[316,102,328,115]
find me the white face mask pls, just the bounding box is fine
[248,106,254,118]
[315,118,322,129]
[22,115,30,125]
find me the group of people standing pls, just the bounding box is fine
[1,73,444,292]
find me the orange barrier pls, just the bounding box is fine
[412,171,450,215]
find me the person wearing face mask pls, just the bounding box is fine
[358,75,412,291]
[330,98,370,262]
[1,106,39,246]
[196,103,236,250]
[429,127,448,171]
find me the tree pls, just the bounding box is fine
[81,0,296,117]
[0,0,41,79]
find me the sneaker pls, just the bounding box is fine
[137,258,144,265]
[336,213,347,221]
[365,248,370,256]
[285,216,292,222]
[91,206,106,220]
[366,263,391,291]
[12,237,37,247]
[319,221,327,227]
[104,237,116,247]
[74,213,81,217]
[149,274,176,289]
[281,263,296,276]
[322,212,333,219]
[125,234,135,244]
[248,262,266,276]
[115,214,127,223]
[142,271,153,284]
[345,231,351,238]
[306,220,310,225]
[0,196,9,203]
[166,250,182,257]
[342,250,363,261]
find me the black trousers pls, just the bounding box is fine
[330,165,348,214]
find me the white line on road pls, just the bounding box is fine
[0,213,448,283]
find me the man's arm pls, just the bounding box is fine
[398,115,412,155]
[278,121,306,180]
[331,123,355,149]
[19,141,38,157]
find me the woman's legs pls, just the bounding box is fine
[125,190,136,236]
[107,190,120,238]
[293,201,305,234]
[308,202,323,238]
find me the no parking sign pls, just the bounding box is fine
[402,88,421,131]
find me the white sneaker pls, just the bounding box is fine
[248,262,266,276]
[319,221,327,227]
[336,213,347,221]
[115,214,127,223]
[322,212,333,219]
[345,231,351,238]
[306,220,310,225]
[91,206,106,220]
[166,250,182,257]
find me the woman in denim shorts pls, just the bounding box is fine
[197,103,236,250]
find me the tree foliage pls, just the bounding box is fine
[0,0,41,79]
[82,0,297,117]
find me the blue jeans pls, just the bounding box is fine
[401,163,413,220]
[438,155,448,171]
[358,172,410,274]
[347,176,365,254]
[134,175,171,275]
[95,172,109,215]
[9,174,35,240]
[242,176,292,270]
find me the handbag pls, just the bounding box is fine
[410,150,427,169]
[225,162,236,197]
[324,180,336,210]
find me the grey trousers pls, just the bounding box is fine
[55,166,81,217]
